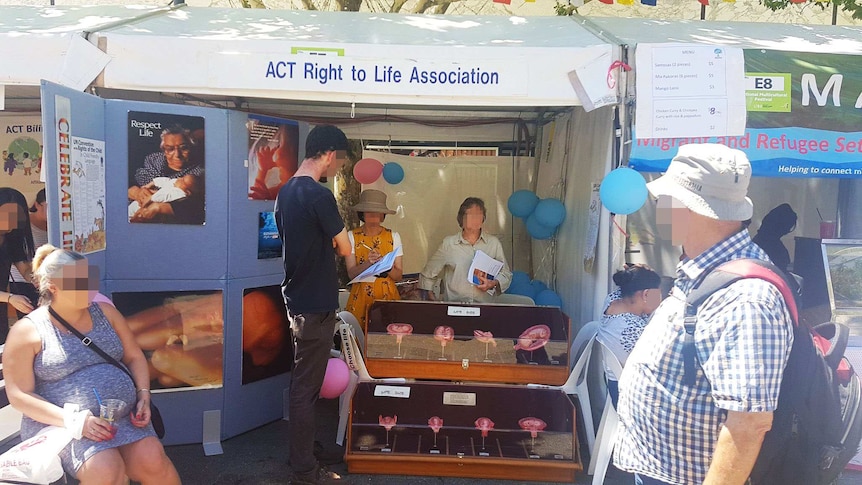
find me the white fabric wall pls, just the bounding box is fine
[533,107,616,327]
[360,150,529,276]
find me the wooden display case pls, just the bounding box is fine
[345,381,582,482]
[364,300,571,385]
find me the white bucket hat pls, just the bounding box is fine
[646,143,753,221]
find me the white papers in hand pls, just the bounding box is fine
[348,246,400,285]
[467,250,504,286]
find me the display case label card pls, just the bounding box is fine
[443,392,477,406]
[447,306,481,317]
[374,385,411,399]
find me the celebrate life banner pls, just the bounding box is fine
[630,50,862,178]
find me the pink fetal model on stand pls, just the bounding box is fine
[379,415,397,449]
[473,330,497,362]
[428,416,444,450]
[518,417,547,452]
[513,324,551,362]
[434,326,455,360]
[386,323,413,358]
[474,417,495,452]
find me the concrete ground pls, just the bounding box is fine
[162,399,862,485]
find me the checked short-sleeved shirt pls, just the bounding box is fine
[614,230,794,484]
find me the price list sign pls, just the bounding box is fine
[636,44,747,139]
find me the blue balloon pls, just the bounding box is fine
[526,213,556,240]
[382,162,405,184]
[599,167,648,215]
[534,289,563,307]
[530,279,548,295]
[534,198,566,228]
[507,190,540,218]
[510,271,530,289]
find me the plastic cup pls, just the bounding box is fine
[100,399,125,438]
[820,220,837,239]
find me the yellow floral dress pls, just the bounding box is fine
[346,227,400,331]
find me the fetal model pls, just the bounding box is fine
[473,330,497,362]
[518,417,548,454]
[386,323,413,359]
[434,326,455,360]
[474,417,495,453]
[513,324,551,363]
[379,415,397,450]
[428,416,444,452]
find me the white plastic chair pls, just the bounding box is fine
[333,312,405,446]
[589,340,624,485]
[528,320,600,457]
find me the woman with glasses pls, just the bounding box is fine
[128,124,205,224]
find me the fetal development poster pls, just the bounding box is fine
[242,285,292,385]
[112,290,224,391]
[247,114,299,200]
[127,111,206,225]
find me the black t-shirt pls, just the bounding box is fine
[275,176,344,314]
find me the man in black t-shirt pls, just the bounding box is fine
[275,125,351,485]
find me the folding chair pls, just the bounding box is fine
[589,340,624,485]
[528,320,600,456]
[334,311,405,446]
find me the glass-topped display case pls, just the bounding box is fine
[364,300,571,385]
[346,381,581,482]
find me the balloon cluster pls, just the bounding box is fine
[599,167,648,215]
[505,271,563,307]
[507,190,566,240]
[354,158,405,185]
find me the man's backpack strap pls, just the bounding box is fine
[683,258,798,387]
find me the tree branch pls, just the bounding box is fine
[414,0,464,13]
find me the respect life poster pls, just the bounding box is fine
[127,111,206,224]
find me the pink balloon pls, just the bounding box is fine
[320,358,351,399]
[353,158,384,184]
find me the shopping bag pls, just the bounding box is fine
[0,426,72,484]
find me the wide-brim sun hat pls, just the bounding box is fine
[352,189,395,214]
[646,143,753,221]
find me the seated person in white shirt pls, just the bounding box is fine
[419,197,512,303]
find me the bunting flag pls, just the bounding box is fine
[493,0,511,4]
[599,0,657,5]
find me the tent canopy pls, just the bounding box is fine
[90,7,614,107]
[0,5,164,87]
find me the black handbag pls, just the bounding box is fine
[48,307,166,439]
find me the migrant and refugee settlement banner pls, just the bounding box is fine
[631,50,862,178]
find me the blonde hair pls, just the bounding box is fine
[32,244,87,305]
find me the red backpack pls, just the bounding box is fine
[684,259,862,485]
